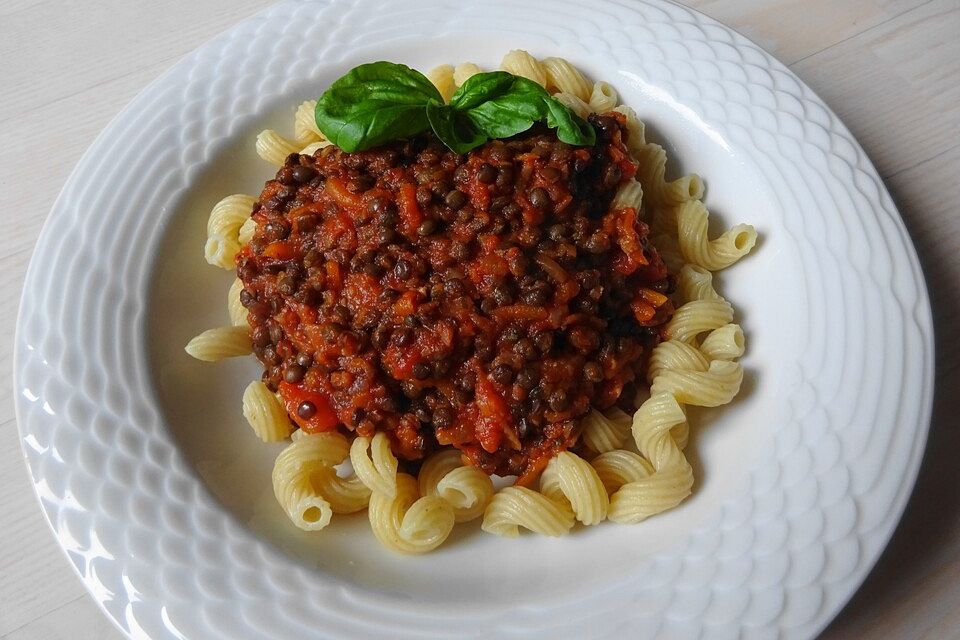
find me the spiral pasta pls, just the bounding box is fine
[184,326,252,361]
[418,449,494,523]
[646,339,710,383]
[369,473,455,554]
[350,432,399,498]
[300,140,333,156]
[540,56,591,101]
[228,278,246,326]
[588,81,618,113]
[482,486,575,537]
[666,298,734,343]
[591,449,653,494]
[427,64,456,102]
[271,432,351,530]
[633,142,704,207]
[312,465,371,514]
[207,194,254,238]
[581,407,632,454]
[651,359,743,407]
[612,105,646,154]
[237,216,257,246]
[611,179,644,212]
[294,99,324,145]
[242,381,294,442]
[540,452,609,525]
[204,194,254,269]
[256,129,300,165]
[608,393,693,523]
[676,200,757,270]
[551,91,591,118]
[701,324,745,360]
[453,62,482,86]
[500,49,547,86]
[678,263,723,303]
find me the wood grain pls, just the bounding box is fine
[0,1,956,638]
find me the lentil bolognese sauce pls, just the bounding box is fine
[237,112,674,485]
[187,52,756,550]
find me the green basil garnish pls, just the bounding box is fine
[544,96,598,146]
[314,62,444,152]
[314,63,596,153]
[425,101,487,154]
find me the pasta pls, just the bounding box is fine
[591,449,653,494]
[632,142,704,207]
[369,473,455,554]
[300,140,333,155]
[539,452,609,525]
[551,91,590,118]
[350,432,399,498]
[675,200,757,270]
[204,194,254,269]
[207,194,255,238]
[311,465,371,514]
[612,105,646,154]
[190,51,758,553]
[701,324,746,360]
[666,298,734,343]
[418,449,494,522]
[482,486,575,537]
[453,62,482,86]
[256,129,300,165]
[242,381,293,442]
[238,216,257,246]
[427,64,456,103]
[500,49,547,86]
[651,359,743,407]
[184,326,252,361]
[581,407,633,454]
[611,179,644,212]
[608,393,693,523]
[587,81,618,113]
[678,263,723,303]
[227,278,246,326]
[541,56,591,101]
[294,99,324,145]
[646,339,710,383]
[271,432,351,530]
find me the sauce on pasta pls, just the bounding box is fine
[236,113,674,484]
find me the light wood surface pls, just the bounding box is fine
[0,1,957,638]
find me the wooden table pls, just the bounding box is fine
[1,1,956,638]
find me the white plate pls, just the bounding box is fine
[14,1,934,638]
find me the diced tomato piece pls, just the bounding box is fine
[324,176,364,213]
[631,298,657,324]
[491,304,549,323]
[473,369,513,453]
[278,382,339,432]
[262,241,295,260]
[397,182,423,237]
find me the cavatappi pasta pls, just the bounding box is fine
[242,381,294,442]
[185,50,757,554]
[184,325,252,361]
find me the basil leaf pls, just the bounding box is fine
[425,101,488,154]
[449,71,518,110]
[315,62,596,154]
[315,61,442,152]
[464,93,546,139]
[544,96,596,146]
[460,76,549,139]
